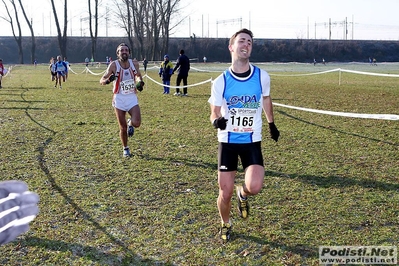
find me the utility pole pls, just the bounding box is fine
[80,16,90,37]
[315,18,353,40]
[314,20,328,39]
[106,7,109,37]
[202,14,203,37]
[208,14,209,37]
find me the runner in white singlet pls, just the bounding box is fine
[100,43,145,158]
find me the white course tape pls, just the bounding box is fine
[340,69,399,77]
[144,74,212,88]
[190,67,223,73]
[84,67,106,76]
[274,102,399,121]
[68,67,87,75]
[270,68,399,78]
[270,68,341,77]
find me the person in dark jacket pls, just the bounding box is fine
[159,54,174,94]
[172,49,190,96]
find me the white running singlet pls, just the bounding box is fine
[111,59,139,111]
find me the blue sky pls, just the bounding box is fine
[1,0,398,40]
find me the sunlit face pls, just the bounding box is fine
[229,33,252,59]
[117,46,130,61]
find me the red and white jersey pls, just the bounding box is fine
[112,59,139,94]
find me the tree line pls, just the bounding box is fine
[0,35,398,65]
[1,0,183,64]
[3,0,398,65]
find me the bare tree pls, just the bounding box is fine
[17,0,36,64]
[88,0,99,61]
[158,0,181,58]
[1,0,24,64]
[50,0,68,58]
[115,0,185,61]
[115,0,134,53]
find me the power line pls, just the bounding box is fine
[216,18,242,38]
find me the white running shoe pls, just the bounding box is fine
[127,119,134,137]
[123,147,131,157]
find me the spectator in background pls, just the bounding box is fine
[143,57,148,73]
[172,49,190,96]
[159,54,174,94]
[63,57,70,80]
[85,57,90,67]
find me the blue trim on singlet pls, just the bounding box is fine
[223,66,262,144]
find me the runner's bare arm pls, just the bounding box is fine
[100,62,116,85]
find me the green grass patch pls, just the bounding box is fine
[0,63,398,265]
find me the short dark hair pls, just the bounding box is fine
[229,28,253,45]
[179,49,185,54]
[116,43,131,55]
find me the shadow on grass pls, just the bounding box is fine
[266,170,399,192]
[34,137,172,265]
[24,237,173,266]
[0,107,45,110]
[277,110,398,146]
[246,234,316,259]
[16,88,165,265]
[4,99,49,103]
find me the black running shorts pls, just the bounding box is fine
[217,142,264,172]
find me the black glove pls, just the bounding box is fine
[0,181,40,245]
[159,73,162,77]
[213,117,228,130]
[268,122,280,142]
[105,74,116,84]
[136,81,145,92]
[109,73,116,82]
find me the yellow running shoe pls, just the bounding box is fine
[236,185,249,219]
[219,223,232,243]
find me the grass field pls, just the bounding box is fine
[0,62,398,265]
